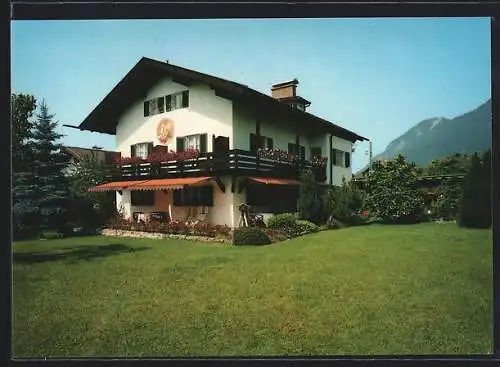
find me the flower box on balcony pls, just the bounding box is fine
[256,148,296,164]
[115,148,200,166]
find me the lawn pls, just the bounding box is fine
[12,222,492,357]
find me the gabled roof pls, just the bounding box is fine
[78,57,368,142]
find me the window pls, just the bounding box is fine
[310,147,322,159]
[131,142,153,159]
[332,149,347,167]
[173,186,213,207]
[166,91,189,112]
[250,133,273,153]
[185,135,200,151]
[177,134,207,153]
[131,191,154,206]
[288,143,306,161]
[144,91,189,117]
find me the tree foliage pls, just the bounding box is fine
[69,152,116,226]
[298,168,324,224]
[31,100,71,231]
[12,94,39,239]
[364,154,425,224]
[426,153,470,176]
[324,177,364,225]
[11,94,37,173]
[457,151,491,228]
[433,179,463,221]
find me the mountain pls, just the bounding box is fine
[365,98,492,170]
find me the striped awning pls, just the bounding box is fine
[87,180,150,192]
[88,177,213,192]
[247,177,301,185]
[129,177,212,191]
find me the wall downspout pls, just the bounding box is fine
[329,134,333,186]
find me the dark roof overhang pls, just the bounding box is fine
[78,57,368,142]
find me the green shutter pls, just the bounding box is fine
[345,152,351,168]
[300,146,306,161]
[143,101,149,117]
[131,145,136,157]
[288,143,295,154]
[332,149,337,165]
[165,95,172,112]
[147,143,154,157]
[157,97,165,113]
[250,133,259,153]
[182,91,189,108]
[267,137,273,149]
[199,133,208,153]
[176,137,185,152]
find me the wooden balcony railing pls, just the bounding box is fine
[105,149,327,182]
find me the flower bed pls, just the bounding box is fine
[107,216,232,241]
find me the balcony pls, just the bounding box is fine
[105,149,327,183]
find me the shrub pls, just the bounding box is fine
[364,155,426,224]
[295,220,320,234]
[40,230,64,240]
[298,168,325,224]
[324,178,365,226]
[233,227,271,246]
[266,213,297,229]
[262,228,289,243]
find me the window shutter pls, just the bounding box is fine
[147,143,154,157]
[157,97,165,113]
[173,190,182,206]
[288,143,295,154]
[182,91,189,108]
[176,137,185,152]
[199,133,208,153]
[267,137,273,149]
[300,146,306,161]
[332,149,337,165]
[131,145,137,158]
[345,152,351,168]
[143,101,149,117]
[165,95,172,112]
[250,133,259,153]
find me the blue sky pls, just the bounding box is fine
[11,18,491,172]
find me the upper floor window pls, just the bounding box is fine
[131,142,153,159]
[144,90,189,117]
[332,148,351,168]
[288,143,306,161]
[310,147,322,159]
[176,133,208,153]
[249,133,273,153]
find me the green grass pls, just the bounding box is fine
[12,222,492,357]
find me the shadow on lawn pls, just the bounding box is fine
[13,244,151,265]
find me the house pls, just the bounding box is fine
[63,146,120,176]
[77,57,368,227]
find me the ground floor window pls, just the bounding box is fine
[131,191,154,206]
[246,185,298,213]
[173,185,214,207]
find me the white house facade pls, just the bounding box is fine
[78,57,368,228]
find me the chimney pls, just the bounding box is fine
[271,78,311,111]
[271,79,299,99]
